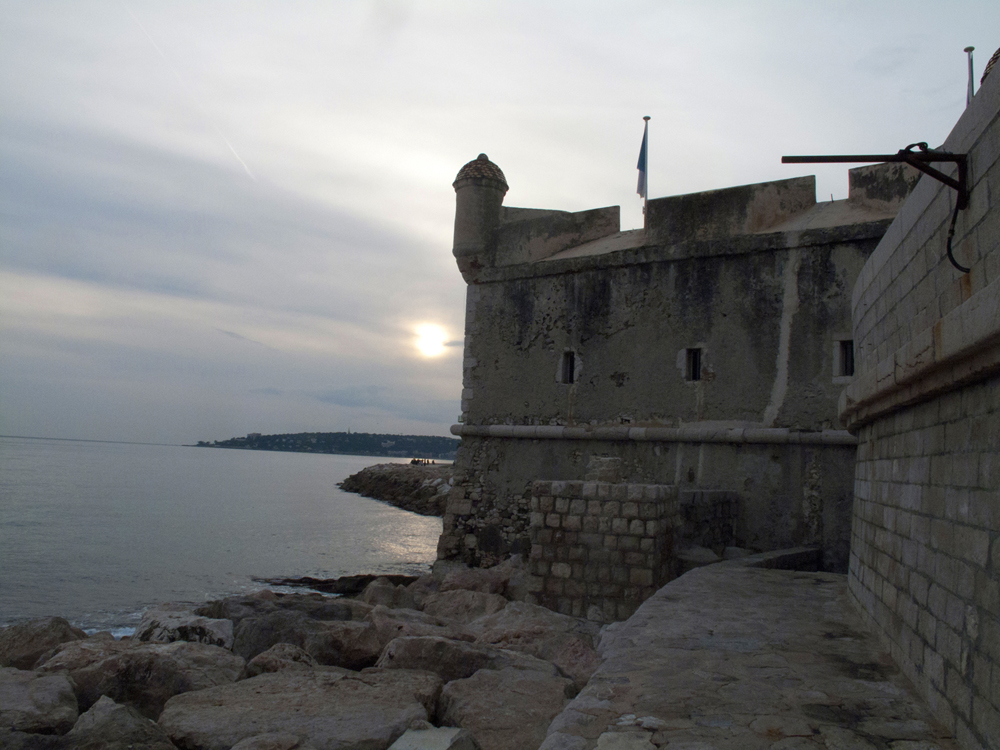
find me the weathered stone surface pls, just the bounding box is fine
[420,590,508,624]
[0,617,87,670]
[545,566,958,749]
[0,729,64,749]
[197,591,361,626]
[439,567,506,595]
[361,577,418,610]
[389,726,481,750]
[64,695,177,750]
[366,605,474,648]
[406,575,440,609]
[230,733,319,750]
[135,603,234,649]
[0,667,78,735]
[438,667,574,750]
[38,640,244,719]
[468,602,601,688]
[158,668,442,750]
[241,643,317,679]
[375,636,560,683]
[232,610,382,671]
[339,462,452,517]
[31,633,128,671]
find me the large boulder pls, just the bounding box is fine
[37,640,244,719]
[196,591,362,626]
[389,727,480,750]
[376,636,561,683]
[233,612,382,670]
[31,633,129,671]
[135,603,234,649]
[438,667,574,750]
[241,643,317,679]
[0,667,78,735]
[0,617,87,670]
[420,590,508,624]
[467,602,601,689]
[230,734,319,750]
[361,578,418,609]
[158,668,442,750]
[366,606,474,649]
[63,695,177,750]
[439,568,505,596]
[0,729,64,749]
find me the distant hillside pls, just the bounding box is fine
[196,431,459,460]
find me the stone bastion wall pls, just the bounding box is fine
[841,65,1000,750]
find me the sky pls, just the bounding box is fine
[1,1,996,445]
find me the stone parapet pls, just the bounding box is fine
[526,479,679,621]
[452,423,857,445]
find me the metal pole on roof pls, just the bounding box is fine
[965,47,975,106]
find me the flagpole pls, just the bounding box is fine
[643,116,650,218]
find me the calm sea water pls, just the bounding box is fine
[0,437,442,634]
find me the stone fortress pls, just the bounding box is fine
[438,152,918,618]
[439,46,998,749]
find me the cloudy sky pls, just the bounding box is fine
[1,1,996,444]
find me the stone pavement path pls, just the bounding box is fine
[541,559,958,750]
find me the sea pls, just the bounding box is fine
[0,436,442,636]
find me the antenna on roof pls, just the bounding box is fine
[965,47,975,106]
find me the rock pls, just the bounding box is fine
[491,555,530,602]
[467,602,602,689]
[586,606,606,623]
[406,575,440,609]
[158,668,442,750]
[338,463,452,517]
[723,546,753,560]
[197,591,360,626]
[233,611,382,670]
[230,733,319,750]
[241,643,317,679]
[0,617,87,670]
[0,729,64,749]
[439,568,505,595]
[420,590,508,624]
[389,726,481,750]
[366,606,476,649]
[375,636,561,683]
[38,640,244,719]
[232,611,314,661]
[31,634,130,671]
[0,667,78,735]
[300,621,383,670]
[64,695,177,749]
[135,603,234,649]
[361,577,418,609]
[438,667,574,750]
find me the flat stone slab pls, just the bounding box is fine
[542,564,959,749]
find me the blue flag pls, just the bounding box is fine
[636,120,648,199]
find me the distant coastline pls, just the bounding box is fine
[197,430,459,460]
[0,434,184,448]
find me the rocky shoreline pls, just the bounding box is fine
[0,556,603,750]
[338,463,453,517]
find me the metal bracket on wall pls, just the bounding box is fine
[782,143,972,272]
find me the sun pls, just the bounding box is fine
[414,324,448,357]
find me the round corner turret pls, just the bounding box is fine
[453,154,508,282]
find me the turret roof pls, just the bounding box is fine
[454,154,508,189]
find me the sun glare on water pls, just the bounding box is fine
[414,324,448,357]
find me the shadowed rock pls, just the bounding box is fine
[0,618,87,670]
[64,695,177,749]
[366,606,475,649]
[135,603,234,649]
[37,641,244,719]
[420,590,508,624]
[158,668,442,750]
[438,667,574,750]
[0,667,78,735]
[375,636,562,683]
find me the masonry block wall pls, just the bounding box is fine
[841,66,1000,750]
[527,480,679,620]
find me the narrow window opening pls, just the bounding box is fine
[560,351,576,384]
[685,348,702,381]
[839,340,855,377]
